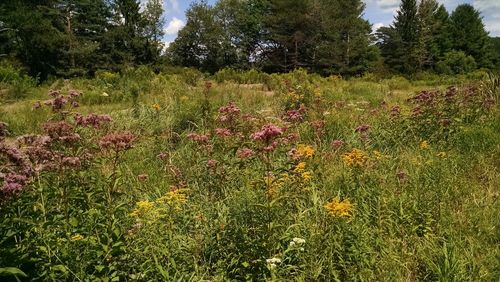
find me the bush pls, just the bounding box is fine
[0,62,36,100]
[436,51,477,75]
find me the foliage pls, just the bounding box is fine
[0,70,498,280]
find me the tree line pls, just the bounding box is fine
[1,0,499,80]
[0,0,164,80]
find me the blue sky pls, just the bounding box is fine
[159,0,500,46]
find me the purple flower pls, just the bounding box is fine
[99,133,136,152]
[215,128,232,137]
[250,124,284,142]
[237,148,255,159]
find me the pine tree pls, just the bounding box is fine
[314,0,371,75]
[263,0,315,71]
[449,4,494,68]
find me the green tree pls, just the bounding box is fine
[0,0,67,79]
[168,2,225,72]
[449,4,494,68]
[314,0,371,75]
[142,0,165,63]
[263,0,315,72]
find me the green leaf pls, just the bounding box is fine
[0,267,28,277]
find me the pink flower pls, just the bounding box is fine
[250,124,284,142]
[187,133,210,144]
[207,159,218,168]
[215,128,232,137]
[75,113,112,128]
[354,124,370,133]
[99,133,136,152]
[236,148,255,159]
[331,139,344,149]
[61,157,81,168]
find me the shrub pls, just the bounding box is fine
[436,51,477,75]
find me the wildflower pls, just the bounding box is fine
[342,149,368,167]
[156,188,188,211]
[33,101,42,110]
[75,113,112,128]
[130,200,155,218]
[301,171,313,181]
[215,128,232,137]
[420,140,430,150]
[266,257,282,269]
[100,133,135,152]
[102,92,109,97]
[250,124,284,142]
[294,162,306,172]
[437,152,447,158]
[71,234,84,241]
[324,197,353,218]
[283,108,304,122]
[296,144,315,159]
[61,157,81,169]
[331,139,344,149]
[236,148,255,159]
[207,159,218,169]
[355,124,370,133]
[373,150,383,160]
[152,103,161,110]
[390,105,401,118]
[187,133,210,144]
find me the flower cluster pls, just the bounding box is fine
[43,121,81,143]
[187,133,210,144]
[324,197,353,218]
[75,113,112,128]
[251,124,284,142]
[290,144,314,160]
[266,257,282,270]
[41,89,81,112]
[289,237,306,251]
[342,148,369,167]
[236,148,255,159]
[99,133,135,152]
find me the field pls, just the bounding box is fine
[0,68,499,281]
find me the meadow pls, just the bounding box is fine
[0,68,499,281]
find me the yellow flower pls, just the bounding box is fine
[342,149,368,167]
[324,197,353,218]
[296,144,315,159]
[71,234,84,241]
[301,171,313,181]
[314,88,322,98]
[373,150,383,160]
[152,103,161,110]
[420,140,430,150]
[294,162,306,172]
[437,151,446,158]
[156,188,188,211]
[130,200,155,218]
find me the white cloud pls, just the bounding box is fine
[376,0,400,12]
[169,0,180,12]
[372,22,385,33]
[164,17,185,35]
[473,0,500,11]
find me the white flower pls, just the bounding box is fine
[266,257,282,264]
[102,92,109,97]
[292,237,306,245]
[289,241,296,247]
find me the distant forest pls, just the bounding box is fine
[1,0,499,80]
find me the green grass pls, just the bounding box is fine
[0,69,498,281]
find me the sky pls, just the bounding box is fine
[158,0,500,46]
